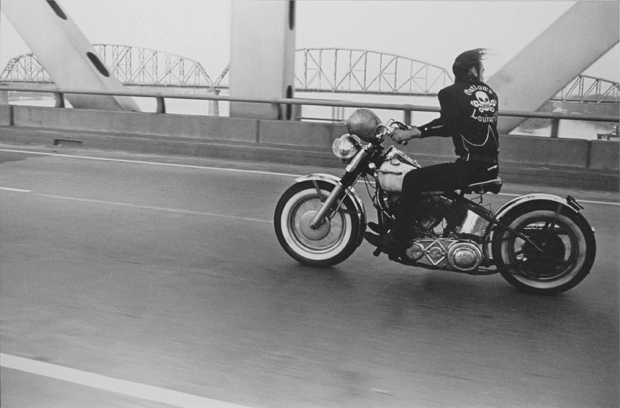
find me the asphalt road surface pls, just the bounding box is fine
[1,145,618,408]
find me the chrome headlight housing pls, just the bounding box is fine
[332,134,362,161]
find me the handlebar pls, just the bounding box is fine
[376,119,412,146]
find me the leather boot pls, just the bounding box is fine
[364,230,408,256]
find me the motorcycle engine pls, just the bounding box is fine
[417,196,453,231]
[405,238,482,272]
[383,194,452,233]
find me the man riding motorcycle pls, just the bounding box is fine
[365,48,500,255]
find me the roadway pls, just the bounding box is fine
[1,144,618,408]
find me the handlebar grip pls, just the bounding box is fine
[389,120,409,131]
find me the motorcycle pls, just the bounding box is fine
[274,109,596,294]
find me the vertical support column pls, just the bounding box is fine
[2,0,140,111]
[550,118,560,138]
[0,87,8,104]
[208,89,220,116]
[404,109,412,126]
[488,1,619,134]
[229,1,296,120]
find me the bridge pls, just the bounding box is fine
[293,48,453,95]
[2,44,618,103]
[550,74,620,104]
[1,3,618,408]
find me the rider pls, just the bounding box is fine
[365,48,500,255]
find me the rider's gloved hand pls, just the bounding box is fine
[392,127,422,144]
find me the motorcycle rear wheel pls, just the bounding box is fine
[274,181,362,267]
[492,202,596,295]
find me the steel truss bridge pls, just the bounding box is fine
[294,48,452,95]
[1,44,618,103]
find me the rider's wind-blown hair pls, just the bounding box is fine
[452,48,489,81]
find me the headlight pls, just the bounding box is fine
[332,134,362,161]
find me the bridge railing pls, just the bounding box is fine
[1,84,618,139]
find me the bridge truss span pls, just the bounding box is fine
[0,52,51,83]
[93,44,215,88]
[2,45,618,106]
[552,74,620,104]
[295,48,453,96]
[0,44,216,89]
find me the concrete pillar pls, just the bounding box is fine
[208,89,220,116]
[0,88,8,104]
[0,17,7,105]
[229,1,296,120]
[2,0,140,111]
[488,2,619,134]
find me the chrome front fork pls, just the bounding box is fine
[309,147,369,230]
[309,183,346,230]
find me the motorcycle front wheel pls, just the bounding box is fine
[274,180,363,267]
[492,202,596,295]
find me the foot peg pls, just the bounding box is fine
[372,248,382,257]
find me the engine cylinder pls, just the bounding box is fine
[454,209,490,237]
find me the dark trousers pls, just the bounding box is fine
[395,158,499,239]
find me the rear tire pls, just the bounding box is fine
[492,202,596,295]
[274,181,362,267]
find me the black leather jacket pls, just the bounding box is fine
[418,78,499,158]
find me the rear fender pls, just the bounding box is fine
[494,193,582,221]
[488,193,589,259]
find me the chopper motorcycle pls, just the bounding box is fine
[274,109,596,294]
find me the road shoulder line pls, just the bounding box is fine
[1,353,251,408]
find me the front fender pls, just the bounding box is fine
[494,193,582,221]
[294,173,367,245]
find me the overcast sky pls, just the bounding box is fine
[1,1,618,81]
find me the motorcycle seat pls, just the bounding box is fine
[462,177,503,195]
[420,177,503,196]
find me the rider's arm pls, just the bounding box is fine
[417,88,461,138]
[391,127,421,143]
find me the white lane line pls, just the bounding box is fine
[0,187,32,193]
[494,192,619,206]
[37,194,271,223]
[0,353,251,408]
[2,148,618,207]
[0,148,300,177]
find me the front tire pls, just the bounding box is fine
[492,202,596,295]
[274,181,362,267]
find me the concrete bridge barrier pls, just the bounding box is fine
[0,105,618,191]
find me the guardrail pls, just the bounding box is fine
[1,84,618,138]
